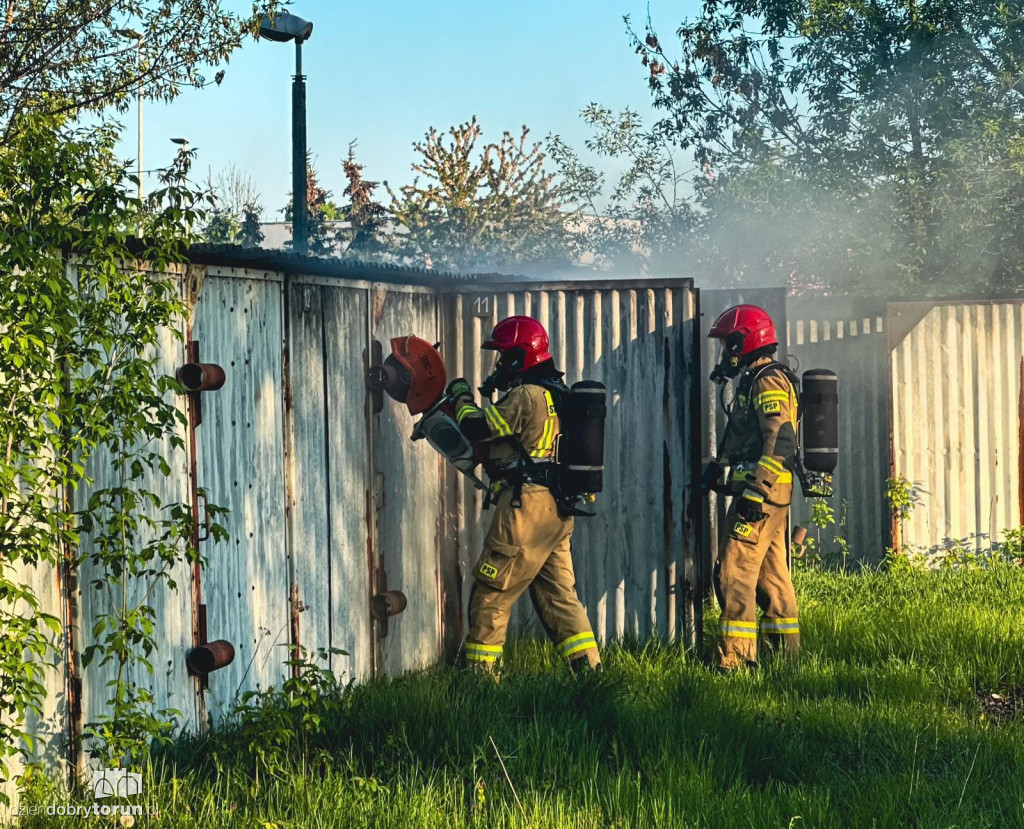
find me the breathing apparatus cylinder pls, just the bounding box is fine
[801,369,838,473]
[559,381,606,495]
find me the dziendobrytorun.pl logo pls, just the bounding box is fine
[10,767,158,821]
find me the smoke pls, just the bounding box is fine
[618,2,1024,300]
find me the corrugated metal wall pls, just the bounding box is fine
[77,289,196,726]
[2,551,67,811]
[191,270,291,721]
[4,261,699,804]
[890,301,1024,552]
[443,281,701,647]
[285,277,374,684]
[368,285,444,674]
[786,299,892,561]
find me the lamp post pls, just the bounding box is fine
[259,11,314,255]
[116,29,145,202]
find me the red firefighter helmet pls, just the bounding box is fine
[708,304,778,358]
[482,316,552,371]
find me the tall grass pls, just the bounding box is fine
[11,565,1024,828]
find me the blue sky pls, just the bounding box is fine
[114,0,701,219]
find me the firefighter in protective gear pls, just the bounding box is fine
[705,304,800,670]
[447,316,601,675]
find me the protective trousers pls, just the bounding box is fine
[713,497,800,669]
[466,487,600,671]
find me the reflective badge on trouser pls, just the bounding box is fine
[557,631,598,660]
[465,642,503,665]
[719,619,757,639]
[474,541,521,590]
[729,520,761,545]
[760,617,799,635]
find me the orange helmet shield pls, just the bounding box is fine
[389,335,447,415]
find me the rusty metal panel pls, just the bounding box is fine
[890,301,1024,552]
[786,302,891,561]
[370,285,443,674]
[192,273,289,720]
[444,281,699,647]
[286,279,375,682]
[321,285,376,680]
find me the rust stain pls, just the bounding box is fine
[184,334,206,725]
[371,286,387,328]
[365,487,378,678]
[290,582,301,679]
[661,338,676,643]
[58,526,81,781]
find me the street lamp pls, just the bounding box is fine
[259,11,314,255]
[116,28,145,202]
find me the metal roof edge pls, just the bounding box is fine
[187,244,697,293]
[186,244,525,287]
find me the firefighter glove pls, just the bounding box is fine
[736,492,766,523]
[698,461,728,495]
[447,378,472,399]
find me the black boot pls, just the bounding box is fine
[569,657,602,677]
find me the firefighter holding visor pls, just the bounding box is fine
[703,304,801,671]
[446,316,601,675]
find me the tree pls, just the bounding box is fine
[282,155,342,256]
[237,202,264,248]
[388,117,570,272]
[548,104,695,275]
[337,141,388,260]
[0,0,282,139]
[202,164,263,246]
[0,111,210,783]
[628,2,1024,295]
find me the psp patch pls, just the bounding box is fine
[479,562,499,580]
[761,401,781,414]
[733,522,753,538]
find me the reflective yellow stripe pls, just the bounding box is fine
[466,642,503,654]
[563,639,597,657]
[543,417,554,449]
[465,651,500,663]
[531,418,555,458]
[557,631,596,652]
[529,395,558,458]
[456,405,477,424]
[742,490,764,503]
[761,618,800,633]
[720,619,757,639]
[755,391,789,405]
[485,405,512,437]
[757,456,793,483]
[465,642,503,662]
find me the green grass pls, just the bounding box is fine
[11,566,1024,828]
